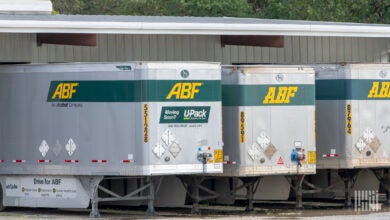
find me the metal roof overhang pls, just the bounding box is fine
[0,15,389,37]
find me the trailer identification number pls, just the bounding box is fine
[240,111,245,143]
[143,104,149,143]
[262,86,298,104]
[346,104,352,135]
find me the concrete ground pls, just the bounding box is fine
[0,202,389,220]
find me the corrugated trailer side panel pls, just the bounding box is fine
[0,62,223,176]
[316,64,390,169]
[221,65,316,176]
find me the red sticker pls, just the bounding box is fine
[277,156,284,165]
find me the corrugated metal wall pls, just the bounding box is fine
[1,33,389,64]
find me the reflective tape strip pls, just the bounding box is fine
[92,160,107,163]
[0,160,4,163]
[121,160,131,163]
[322,154,339,158]
[65,159,79,163]
[38,160,52,163]
[13,160,26,163]
[223,161,237,165]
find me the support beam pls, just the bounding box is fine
[146,177,156,216]
[79,176,104,218]
[372,168,390,207]
[338,169,360,209]
[386,169,390,206]
[291,175,305,209]
[239,177,261,212]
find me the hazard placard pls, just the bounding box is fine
[277,156,284,165]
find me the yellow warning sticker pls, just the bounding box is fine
[240,111,245,143]
[308,151,316,164]
[346,104,352,135]
[214,149,223,163]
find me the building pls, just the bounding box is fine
[0,13,389,64]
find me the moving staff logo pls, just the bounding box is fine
[160,106,210,123]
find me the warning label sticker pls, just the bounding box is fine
[308,151,316,164]
[277,156,284,165]
[214,149,223,163]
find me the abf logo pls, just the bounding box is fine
[368,81,390,98]
[51,83,79,100]
[166,82,203,100]
[262,86,298,104]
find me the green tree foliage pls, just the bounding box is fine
[52,0,390,24]
[251,0,390,23]
[52,0,252,17]
[51,0,85,14]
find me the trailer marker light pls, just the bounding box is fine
[0,160,4,163]
[38,160,52,163]
[65,159,79,163]
[322,154,338,158]
[121,160,131,163]
[13,160,26,163]
[92,160,107,163]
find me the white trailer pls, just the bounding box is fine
[0,62,223,216]
[178,65,316,212]
[308,64,390,207]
